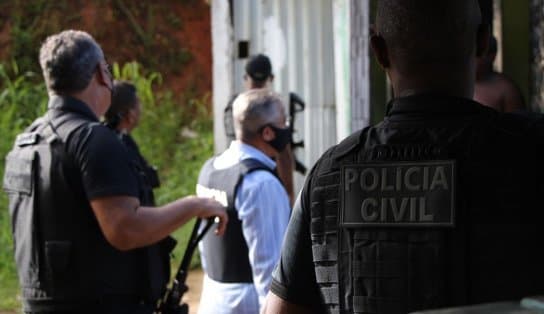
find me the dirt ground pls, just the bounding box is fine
[184,268,204,314]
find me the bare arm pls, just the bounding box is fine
[501,76,525,112]
[90,195,227,251]
[261,293,314,314]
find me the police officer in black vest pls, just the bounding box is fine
[264,1,544,313]
[2,30,227,314]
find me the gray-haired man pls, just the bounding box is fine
[3,30,227,314]
[197,89,291,314]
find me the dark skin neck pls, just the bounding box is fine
[370,21,488,100]
[389,63,476,99]
[370,35,480,100]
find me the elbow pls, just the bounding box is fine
[108,237,134,252]
[103,222,138,251]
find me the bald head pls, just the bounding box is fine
[232,89,285,142]
[375,0,482,74]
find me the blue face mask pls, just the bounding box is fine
[265,124,292,152]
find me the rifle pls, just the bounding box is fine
[156,218,215,314]
[289,92,307,175]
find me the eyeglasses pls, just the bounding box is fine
[96,60,113,81]
[104,61,113,80]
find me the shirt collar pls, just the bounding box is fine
[385,94,486,117]
[47,95,99,122]
[229,140,276,170]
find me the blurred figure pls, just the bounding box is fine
[224,54,295,205]
[224,54,275,143]
[197,89,291,314]
[474,36,525,112]
[105,80,160,206]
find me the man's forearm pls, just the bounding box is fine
[276,146,295,206]
[123,199,200,249]
[262,293,314,314]
[91,196,226,251]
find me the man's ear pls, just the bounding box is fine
[476,23,490,58]
[261,126,275,141]
[370,34,390,69]
[96,63,112,89]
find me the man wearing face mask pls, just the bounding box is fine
[196,89,292,314]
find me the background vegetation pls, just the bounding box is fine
[0,61,214,310]
[0,0,213,311]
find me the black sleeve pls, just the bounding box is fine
[70,124,139,199]
[270,170,323,308]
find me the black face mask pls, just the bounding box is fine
[265,124,292,152]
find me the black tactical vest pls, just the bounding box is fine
[307,95,544,314]
[197,157,277,283]
[3,110,152,311]
[118,132,175,302]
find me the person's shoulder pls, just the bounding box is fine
[68,121,115,145]
[311,128,367,174]
[244,167,282,188]
[492,110,543,137]
[65,120,126,160]
[477,110,544,162]
[502,110,544,140]
[493,72,518,87]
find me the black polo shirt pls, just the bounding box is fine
[48,95,139,200]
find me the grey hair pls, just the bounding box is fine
[232,89,284,141]
[39,30,104,94]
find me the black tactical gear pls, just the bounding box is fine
[197,158,277,283]
[115,132,176,303]
[3,96,159,312]
[120,134,161,205]
[271,95,544,314]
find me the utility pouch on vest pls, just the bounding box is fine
[3,114,88,297]
[3,144,40,288]
[44,241,72,288]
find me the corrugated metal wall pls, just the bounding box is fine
[217,0,339,190]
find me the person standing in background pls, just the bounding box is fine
[224,54,295,205]
[474,36,525,112]
[198,89,291,314]
[105,80,161,206]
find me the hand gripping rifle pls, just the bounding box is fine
[289,92,307,175]
[156,218,215,314]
